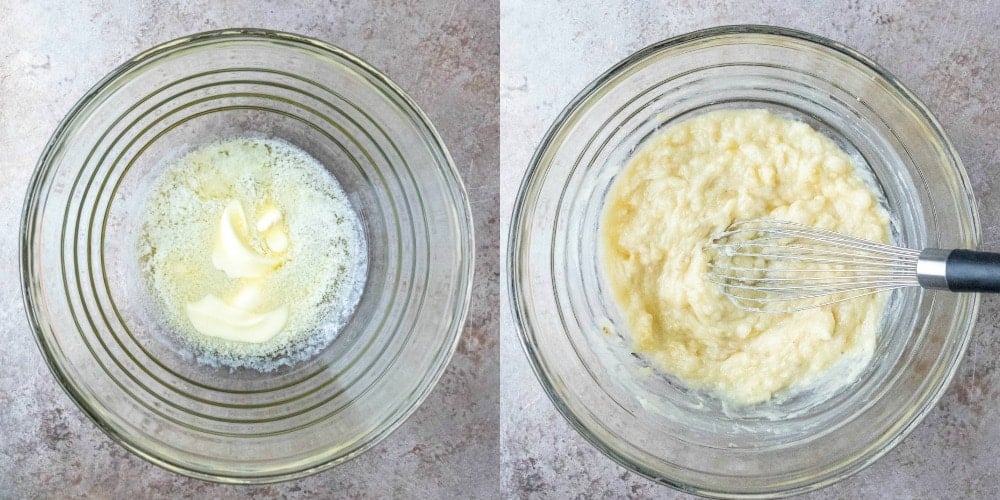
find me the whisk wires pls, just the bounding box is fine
[707,220,918,313]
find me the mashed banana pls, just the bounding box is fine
[601,109,889,405]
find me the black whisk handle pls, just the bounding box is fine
[944,249,1000,293]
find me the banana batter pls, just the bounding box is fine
[601,109,889,404]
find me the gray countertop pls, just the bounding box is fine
[501,0,999,498]
[0,1,498,498]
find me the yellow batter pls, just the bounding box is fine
[601,109,889,405]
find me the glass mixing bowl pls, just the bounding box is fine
[21,29,473,483]
[508,26,979,496]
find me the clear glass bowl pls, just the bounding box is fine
[21,29,473,483]
[508,26,979,496]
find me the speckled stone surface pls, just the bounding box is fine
[501,0,999,498]
[0,1,497,498]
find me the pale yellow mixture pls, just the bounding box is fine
[601,109,889,405]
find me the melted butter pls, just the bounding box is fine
[140,137,368,371]
[186,293,289,344]
[212,200,283,279]
[189,200,290,343]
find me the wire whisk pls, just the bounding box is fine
[707,219,1000,313]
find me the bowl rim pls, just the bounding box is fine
[20,28,474,484]
[507,24,980,497]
